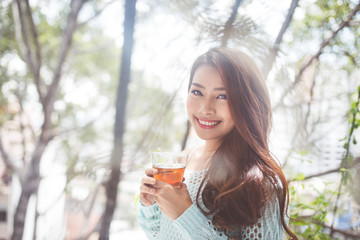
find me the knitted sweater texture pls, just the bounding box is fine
[137,169,284,239]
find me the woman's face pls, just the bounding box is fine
[187,65,235,143]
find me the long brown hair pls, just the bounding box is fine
[189,47,297,239]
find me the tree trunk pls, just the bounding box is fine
[12,192,31,240]
[98,0,137,239]
[11,139,46,240]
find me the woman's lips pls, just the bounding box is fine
[196,117,221,129]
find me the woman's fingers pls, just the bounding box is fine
[152,179,169,189]
[139,183,156,206]
[140,168,157,206]
[140,193,155,206]
[145,168,158,176]
[140,182,156,194]
[141,176,156,186]
[138,168,159,206]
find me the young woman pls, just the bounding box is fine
[138,47,297,239]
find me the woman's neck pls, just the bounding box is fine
[204,139,221,153]
[186,141,220,171]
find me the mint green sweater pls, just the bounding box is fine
[137,170,284,239]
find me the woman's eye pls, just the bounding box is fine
[217,94,227,99]
[191,90,202,96]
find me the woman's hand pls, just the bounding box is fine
[139,168,158,206]
[153,181,193,220]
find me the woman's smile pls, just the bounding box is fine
[196,117,221,129]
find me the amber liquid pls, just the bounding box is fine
[153,163,185,188]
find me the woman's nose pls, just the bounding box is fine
[199,99,215,115]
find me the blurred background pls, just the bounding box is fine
[0,0,359,239]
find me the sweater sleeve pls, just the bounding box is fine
[172,199,284,240]
[137,202,162,239]
[172,203,229,239]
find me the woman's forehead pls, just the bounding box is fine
[192,65,225,87]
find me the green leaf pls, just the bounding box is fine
[299,149,309,156]
[339,135,347,142]
[293,173,305,181]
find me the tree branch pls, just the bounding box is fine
[221,0,242,47]
[43,0,88,132]
[12,0,46,104]
[77,0,117,28]
[24,0,45,103]
[48,116,99,141]
[12,2,27,65]
[262,0,299,79]
[13,1,36,80]
[288,167,340,183]
[15,91,28,164]
[288,157,359,183]
[273,2,360,110]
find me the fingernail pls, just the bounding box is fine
[151,179,156,184]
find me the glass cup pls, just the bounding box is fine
[151,152,188,188]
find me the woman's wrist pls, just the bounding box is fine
[174,199,193,220]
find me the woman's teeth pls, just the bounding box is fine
[198,119,220,126]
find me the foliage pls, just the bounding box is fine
[289,0,359,71]
[288,86,360,239]
[280,1,360,238]
[290,183,335,240]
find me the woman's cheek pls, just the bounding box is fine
[186,97,195,111]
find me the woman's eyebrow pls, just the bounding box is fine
[192,83,226,91]
[214,87,226,91]
[191,82,205,89]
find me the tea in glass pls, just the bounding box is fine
[151,152,188,188]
